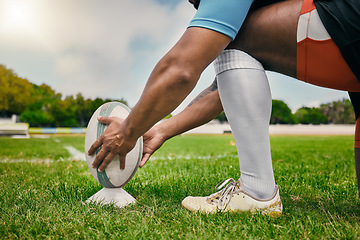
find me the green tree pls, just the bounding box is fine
[1,64,127,127]
[20,108,54,127]
[270,100,297,124]
[320,99,355,124]
[0,65,35,116]
[294,107,327,124]
[215,112,227,123]
[49,96,78,127]
[20,83,60,127]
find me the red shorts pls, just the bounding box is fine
[297,0,360,92]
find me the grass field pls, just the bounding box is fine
[0,134,359,239]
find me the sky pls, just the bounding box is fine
[0,0,349,114]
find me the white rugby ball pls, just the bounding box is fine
[85,102,143,188]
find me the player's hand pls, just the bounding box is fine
[140,126,166,168]
[88,116,136,172]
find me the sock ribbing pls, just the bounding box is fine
[214,49,264,75]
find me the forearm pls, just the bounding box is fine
[156,78,223,140]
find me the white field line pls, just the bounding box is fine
[0,158,64,163]
[64,146,86,161]
[0,150,235,163]
[149,153,238,161]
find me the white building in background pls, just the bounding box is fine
[0,114,18,124]
[0,114,29,138]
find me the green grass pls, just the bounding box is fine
[0,134,359,239]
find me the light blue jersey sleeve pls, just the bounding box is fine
[188,0,255,40]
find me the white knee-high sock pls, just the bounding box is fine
[214,50,276,199]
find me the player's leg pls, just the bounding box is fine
[201,0,302,204]
[227,0,302,78]
[230,0,360,197]
[181,50,283,216]
[349,92,360,198]
[215,50,276,200]
[181,1,299,214]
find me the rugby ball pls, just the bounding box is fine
[85,102,143,188]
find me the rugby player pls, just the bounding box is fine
[89,0,360,214]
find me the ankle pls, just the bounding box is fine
[240,177,276,200]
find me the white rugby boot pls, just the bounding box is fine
[181,178,282,217]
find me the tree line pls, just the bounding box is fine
[215,99,356,125]
[270,99,355,124]
[0,65,126,127]
[0,64,356,127]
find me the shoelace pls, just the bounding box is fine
[208,178,239,212]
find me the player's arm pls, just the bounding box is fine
[89,27,231,172]
[157,78,222,139]
[140,78,222,167]
[124,28,229,139]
